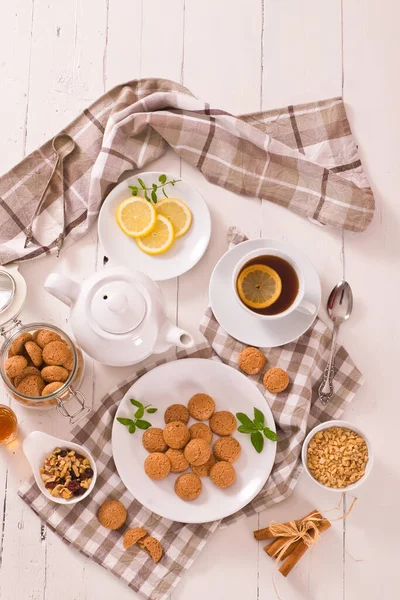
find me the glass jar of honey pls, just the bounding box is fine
[0,405,17,444]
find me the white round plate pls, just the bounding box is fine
[209,238,321,347]
[98,171,211,281]
[112,358,276,523]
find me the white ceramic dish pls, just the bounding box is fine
[23,431,97,504]
[209,238,321,347]
[112,358,277,523]
[301,420,373,492]
[98,171,211,281]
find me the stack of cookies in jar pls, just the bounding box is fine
[143,393,241,501]
[5,329,74,402]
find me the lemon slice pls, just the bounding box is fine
[237,264,282,309]
[155,198,192,238]
[116,197,157,238]
[136,214,175,255]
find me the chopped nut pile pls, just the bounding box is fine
[40,447,94,499]
[307,427,368,488]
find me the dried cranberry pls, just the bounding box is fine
[67,480,80,492]
[59,450,67,457]
[45,481,57,490]
[85,468,94,478]
[73,486,85,496]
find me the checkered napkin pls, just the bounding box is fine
[1,78,374,264]
[18,231,363,600]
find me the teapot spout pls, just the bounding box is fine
[155,321,194,354]
[45,272,80,307]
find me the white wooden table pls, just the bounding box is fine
[0,1,397,598]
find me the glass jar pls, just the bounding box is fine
[0,268,90,423]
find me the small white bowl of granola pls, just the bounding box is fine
[301,420,373,492]
[23,431,97,504]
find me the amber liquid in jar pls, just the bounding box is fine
[0,405,17,444]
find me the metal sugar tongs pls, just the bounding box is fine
[24,132,76,257]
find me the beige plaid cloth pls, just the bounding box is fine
[1,78,374,264]
[18,231,363,600]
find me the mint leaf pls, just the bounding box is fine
[144,191,150,202]
[117,417,135,427]
[129,185,139,196]
[134,406,144,419]
[237,425,256,434]
[254,408,265,425]
[253,421,265,431]
[129,423,136,434]
[251,431,264,453]
[264,427,278,442]
[151,190,157,203]
[138,178,146,189]
[236,412,255,429]
[130,399,143,409]
[135,419,151,430]
[158,174,167,184]
[146,407,158,414]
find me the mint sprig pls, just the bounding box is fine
[236,408,278,453]
[117,399,158,435]
[128,174,181,204]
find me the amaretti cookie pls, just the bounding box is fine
[174,473,202,501]
[16,374,45,397]
[13,366,41,388]
[138,536,163,563]
[24,341,43,367]
[165,449,189,473]
[98,500,127,530]
[41,365,69,383]
[142,428,168,453]
[164,403,190,424]
[238,347,266,375]
[5,355,28,379]
[123,527,147,549]
[42,382,64,396]
[189,422,213,444]
[213,437,241,463]
[42,341,70,366]
[184,439,211,466]
[263,367,290,393]
[191,454,216,477]
[188,393,215,420]
[144,452,171,480]
[162,421,190,449]
[36,329,62,349]
[9,332,32,357]
[209,411,237,436]
[210,461,236,488]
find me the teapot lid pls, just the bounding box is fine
[90,280,146,334]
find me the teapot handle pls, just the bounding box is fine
[45,273,80,307]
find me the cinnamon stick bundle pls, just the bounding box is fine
[255,510,317,541]
[279,517,331,577]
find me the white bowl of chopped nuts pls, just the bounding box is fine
[301,420,373,492]
[23,431,97,503]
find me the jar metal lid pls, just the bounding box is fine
[0,266,27,330]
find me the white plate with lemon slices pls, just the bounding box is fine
[98,172,211,281]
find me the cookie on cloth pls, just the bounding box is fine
[263,367,290,393]
[123,527,148,549]
[98,500,127,530]
[238,347,266,375]
[138,536,163,563]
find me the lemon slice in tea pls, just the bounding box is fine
[237,264,282,309]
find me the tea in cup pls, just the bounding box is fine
[232,248,316,319]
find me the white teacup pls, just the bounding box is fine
[232,248,317,320]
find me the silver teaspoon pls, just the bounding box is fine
[318,280,353,405]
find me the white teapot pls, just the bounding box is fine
[44,267,194,367]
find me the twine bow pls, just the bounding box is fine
[268,512,322,562]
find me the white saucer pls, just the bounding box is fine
[209,238,321,347]
[98,171,211,281]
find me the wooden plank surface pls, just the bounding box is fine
[0,0,397,598]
